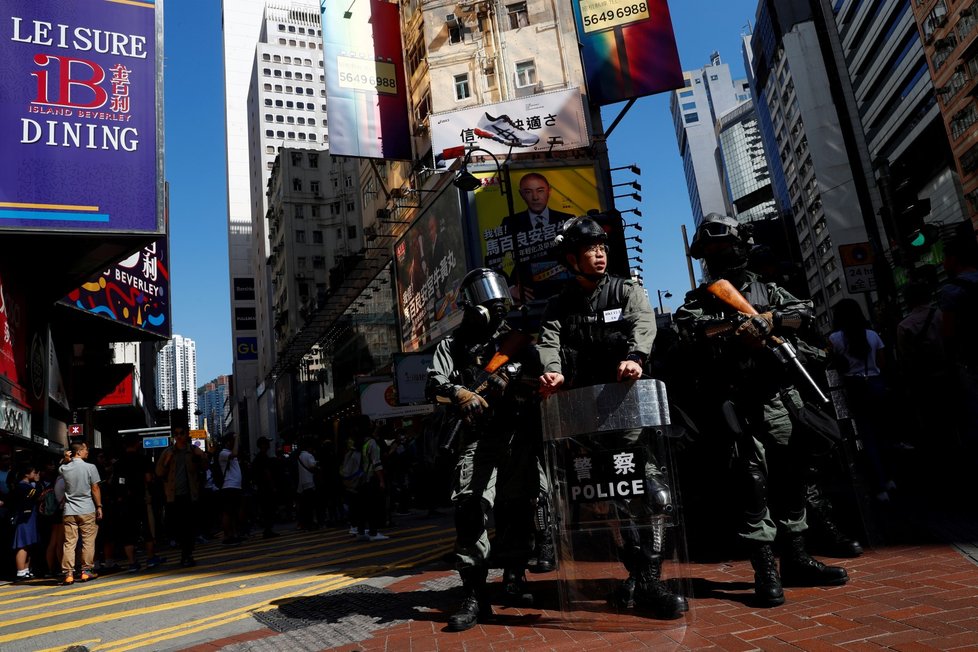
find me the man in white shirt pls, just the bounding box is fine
[60,442,102,584]
[219,434,244,545]
[296,438,319,531]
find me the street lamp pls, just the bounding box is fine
[613,180,642,192]
[656,289,673,313]
[611,164,642,175]
[628,245,643,254]
[614,192,642,202]
[627,235,642,244]
[621,208,643,218]
[623,221,643,230]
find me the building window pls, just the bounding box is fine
[311,205,320,217]
[346,202,355,212]
[454,73,471,100]
[313,230,323,244]
[311,181,320,194]
[681,101,696,110]
[297,257,306,269]
[291,152,302,166]
[347,225,357,239]
[515,60,537,87]
[313,256,326,269]
[295,230,305,243]
[685,112,699,123]
[507,2,529,28]
[293,178,302,191]
[295,205,304,219]
[710,74,719,81]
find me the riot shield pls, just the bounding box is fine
[541,379,690,634]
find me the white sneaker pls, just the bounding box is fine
[475,112,539,148]
[368,533,389,542]
[349,527,358,536]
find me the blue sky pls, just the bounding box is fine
[164,1,760,384]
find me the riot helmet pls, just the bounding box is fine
[689,213,752,277]
[458,268,512,328]
[554,215,609,279]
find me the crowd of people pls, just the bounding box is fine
[0,411,452,584]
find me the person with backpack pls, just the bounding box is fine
[115,435,164,571]
[940,234,978,456]
[295,437,319,531]
[353,418,387,542]
[340,431,364,535]
[217,434,245,545]
[156,414,207,567]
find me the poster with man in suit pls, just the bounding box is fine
[475,166,601,303]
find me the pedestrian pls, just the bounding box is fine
[676,212,848,607]
[42,467,66,577]
[295,437,319,531]
[115,434,164,571]
[829,297,897,501]
[939,234,978,455]
[156,415,207,567]
[538,216,686,619]
[60,443,103,584]
[218,434,245,545]
[427,268,541,631]
[252,437,279,539]
[354,418,387,542]
[11,463,41,581]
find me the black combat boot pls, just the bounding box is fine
[633,559,688,619]
[806,493,863,558]
[780,534,849,587]
[749,543,785,607]
[532,532,556,573]
[447,567,491,632]
[502,567,534,606]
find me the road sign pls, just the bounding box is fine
[838,243,877,294]
[143,436,170,449]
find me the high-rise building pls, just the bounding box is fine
[670,53,753,225]
[749,0,885,328]
[910,0,978,231]
[197,375,231,439]
[716,99,779,223]
[156,335,198,419]
[835,0,967,282]
[222,0,322,447]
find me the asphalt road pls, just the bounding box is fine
[0,513,453,652]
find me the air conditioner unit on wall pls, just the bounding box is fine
[446,13,458,24]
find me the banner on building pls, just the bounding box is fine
[0,268,26,389]
[570,0,683,106]
[471,165,605,304]
[394,188,468,353]
[236,337,258,361]
[95,365,134,408]
[321,0,411,160]
[61,237,170,337]
[432,88,589,161]
[358,379,434,421]
[0,0,163,233]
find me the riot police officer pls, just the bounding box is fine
[675,213,848,607]
[427,268,541,631]
[537,215,688,620]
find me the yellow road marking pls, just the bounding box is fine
[0,536,452,644]
[93,544,453,652]
[0,524,440,608]
[35,639,101,652]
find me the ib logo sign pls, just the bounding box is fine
[236,337,258,361]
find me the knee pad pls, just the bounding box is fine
[742,463,768,518]
[646,476,673,515]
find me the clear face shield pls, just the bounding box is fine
[461,269,513,323]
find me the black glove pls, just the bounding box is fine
[454,387,488,419]
[735,312,773,347]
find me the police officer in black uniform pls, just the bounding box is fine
[675,213,848,607]
[427,268,541,631]
[537,215,688,619]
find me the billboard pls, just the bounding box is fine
[570,0,683,106]
[0,0,163,233]
[236,337,258,361]
[473,166,602,303]
[358,379,434,420]
[393,352,434,405]
[0,268,26,388]
[394,188,468,353]
[321,0,411,160]
[431,88,589,160]
[61,238,170,337]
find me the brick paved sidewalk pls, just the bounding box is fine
[190,534,978,651]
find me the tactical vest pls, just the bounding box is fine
[559,276,633,387]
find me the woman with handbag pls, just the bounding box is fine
[828,298,896,502]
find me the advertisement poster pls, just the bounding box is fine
[570,0,683,106]
[358,379,434,420]
[393,352,434,405]
[473,166,602,304]
[0,268,26,388]
[0,0,162,233]
[321,0,411,160]
[431,88,588,160]
[61,237,170,337]
[394,189,467,353]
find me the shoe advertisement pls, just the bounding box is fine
[431,88,589,160]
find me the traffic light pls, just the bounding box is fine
[899,198,932,262]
